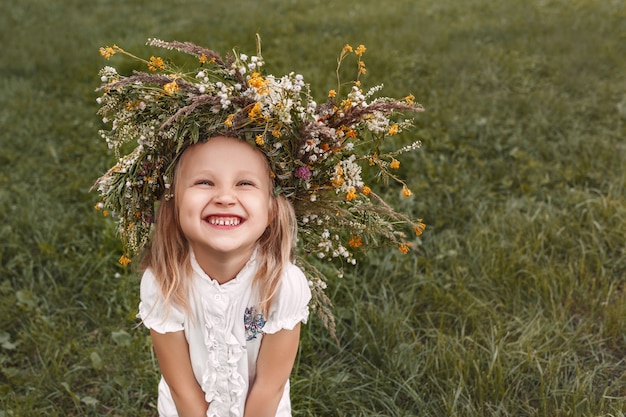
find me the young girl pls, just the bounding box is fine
[94,38,425,417]
[138,136,309,416]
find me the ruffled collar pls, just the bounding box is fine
[189,247,258,291]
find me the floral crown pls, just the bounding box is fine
[93,37,425,326]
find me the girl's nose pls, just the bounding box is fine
[214,186,236,205]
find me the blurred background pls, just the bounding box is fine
[1,0,625,415]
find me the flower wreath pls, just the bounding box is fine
[93,36,425,330]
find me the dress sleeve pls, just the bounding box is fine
[137,268,185,334]
[263,263,312,334]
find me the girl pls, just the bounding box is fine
[93,38,425,417]
[138,136,310,417]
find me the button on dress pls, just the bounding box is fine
[138,250,312,417]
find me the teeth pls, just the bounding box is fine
[209,216,241,226]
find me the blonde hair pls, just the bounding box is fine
[140,141,297,317]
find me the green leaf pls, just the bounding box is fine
[111,330,131,347]
[90,351,103,370]
[81,396,99,406]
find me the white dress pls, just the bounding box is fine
[137,250,311,417]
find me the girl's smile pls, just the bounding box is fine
[206,215,243,227]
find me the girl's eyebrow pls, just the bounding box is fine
[187,169,267,180]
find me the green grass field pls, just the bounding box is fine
[2,0,626,415]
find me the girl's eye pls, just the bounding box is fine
[238,180,254,187]
[197,180,213,186]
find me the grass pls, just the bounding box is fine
[1,0,626,415]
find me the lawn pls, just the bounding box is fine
[1,0,626,415]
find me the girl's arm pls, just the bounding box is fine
[244,323,302,417]
[150,329,209,417]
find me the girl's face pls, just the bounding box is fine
[175,136,272,265]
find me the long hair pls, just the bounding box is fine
[140,141,297,317]
[254,194,297,315]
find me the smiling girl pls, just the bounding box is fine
[93,38,425,417]
[139,136,308,416]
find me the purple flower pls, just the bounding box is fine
[294,166,312,181]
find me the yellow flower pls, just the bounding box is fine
[248,101,262,120]
[119,254,132,266]
[248,72,268,94]
[271,128,282,138]
[388,124,399,135]
[404,94,415,105]
[255,135,265,146]
[199,54,215,64]
[390,158,400,169]
[349,236,363,248]
[355,45,367,56]
[224,113,235,127]
[163,81,179,95]
[358,61,367,75]
[328,90,337,98]
[99,45,118,59]
[402,185,413,197]
[355,80,361,87]
[398,243,411,254]
[361,185,371,195]
[332,165,344,187]
[414,221,426,236]
[346,129,357,139]
[346,187,357,201]
[342,44,353,53]
[148,56,165,71]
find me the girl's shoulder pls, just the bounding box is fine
[264,263,311,333]
[281,263,309,292]
[137,267,186,333]
[272,262,312,309]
